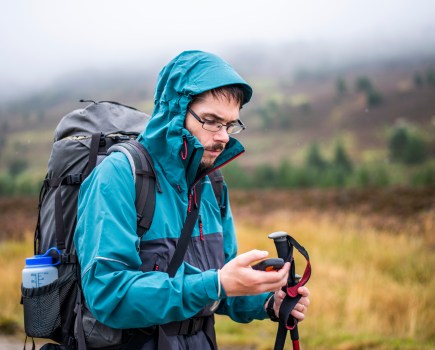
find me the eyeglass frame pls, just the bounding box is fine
[188,109,246,135]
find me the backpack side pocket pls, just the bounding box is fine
[22,269,76,340]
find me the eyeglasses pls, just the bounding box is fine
[188,109,246,135]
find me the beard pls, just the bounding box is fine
[200,143,224,172]
[199,160,214,172]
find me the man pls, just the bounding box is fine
[74,50,310,349]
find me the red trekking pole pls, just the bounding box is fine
[268,231,311,350]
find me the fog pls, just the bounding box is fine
[1,0,435,100]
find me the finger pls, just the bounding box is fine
[296,302,306,313]
[253,268,288,287]
[254,278,288,293]
[291,308,305,322]
[299,296,310,307]
[274,290,286,300]
[298,286,310,297]
[235,250,269,266]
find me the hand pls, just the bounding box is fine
[219,250,290,297]
[271,286,310,322]
[290,286,310,322]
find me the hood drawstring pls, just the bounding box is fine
[180,136,188,160]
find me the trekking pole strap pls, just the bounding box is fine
[272,234,311,350]
[280,236,311,329]
[285,236,311,300]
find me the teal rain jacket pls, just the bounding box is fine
[74,51,269,336]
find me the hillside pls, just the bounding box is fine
[0,51,434,187]
[1,186,434,242]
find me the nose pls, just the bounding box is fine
[214,126,230,144]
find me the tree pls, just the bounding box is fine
[389,125,409,162]
[332,142,353,174]
[253,164,278,188]
[355,76,383,107]
[414,73,423,88]
[305,143,327,170]
[427,69,435,88]
[366,89,383,107]
[355,76,372,93]
[388,124,427,164]
[336,77,347,97]
[403,137,427,164]
[8,159,29,176]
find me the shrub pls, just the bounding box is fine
[305,143,328,171]
[0,172,15,195]
[366,89,383,107]
[333,142,353,175]
[222,162,252,189]
[388,124,427,165]
[355,76,373,93]
[410,162,435,187]
[8,159,29,176]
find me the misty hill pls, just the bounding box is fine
[0,47,434,190]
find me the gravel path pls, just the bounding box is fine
[0,336,24,349]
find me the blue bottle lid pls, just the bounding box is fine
[25,256,53,266]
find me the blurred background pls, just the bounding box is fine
[0,1,434,349]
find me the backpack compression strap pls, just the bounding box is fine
[208,169,225,217]
[108,139,161,238]
[40,132,104,252]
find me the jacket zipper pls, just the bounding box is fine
[198,215,212,269]
[187,188,202,269]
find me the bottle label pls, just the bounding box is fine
[30,272,50,288]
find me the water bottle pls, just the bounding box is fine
[22,249,59,288]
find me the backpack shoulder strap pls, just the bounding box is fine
[108,140,160,238]
[166,182,202,278]
[209,169,225,217]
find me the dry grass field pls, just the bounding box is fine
[217,188,435,350]
[0,187,434,349]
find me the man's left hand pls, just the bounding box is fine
[273,286,310,322]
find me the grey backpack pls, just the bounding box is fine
[21,100,158,349]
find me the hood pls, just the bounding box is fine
[139,50,252,190]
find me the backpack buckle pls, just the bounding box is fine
[99,134,106,147]
[61,253,78,264]
[66,173,83,185]
[114,135,130,141]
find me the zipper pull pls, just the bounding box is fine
[198,215,204,241]
[188,193,192,213]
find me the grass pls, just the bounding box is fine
[0,237,32,335]
[0,192,434,349]
[214,195,435,350]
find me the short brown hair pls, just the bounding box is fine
[191,84,245,108]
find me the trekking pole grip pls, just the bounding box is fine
[268,231,290,260]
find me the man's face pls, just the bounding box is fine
[185,92,241,171]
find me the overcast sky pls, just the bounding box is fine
[1,0,435,94]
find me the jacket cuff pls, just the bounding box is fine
[217,269,227,299]
[201,269,221,300]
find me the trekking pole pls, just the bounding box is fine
[268,231,311,350]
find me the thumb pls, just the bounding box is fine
[234,250,269,267]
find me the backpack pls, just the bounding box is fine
[21,100,225,349]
